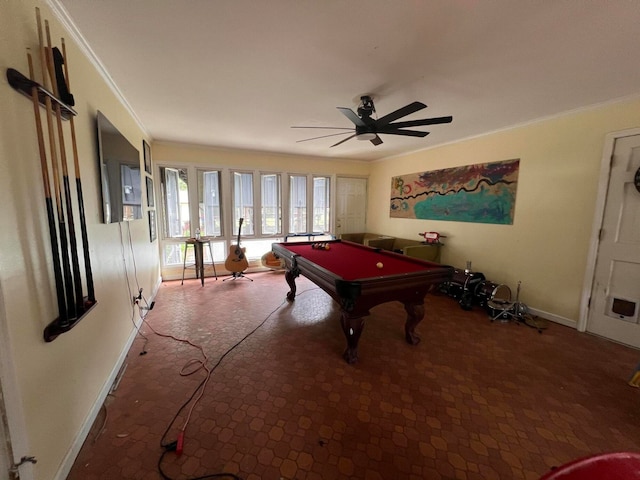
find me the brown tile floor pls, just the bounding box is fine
[67,272,640,480]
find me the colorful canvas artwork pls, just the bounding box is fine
[390,159,520,224]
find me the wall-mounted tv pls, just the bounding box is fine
[96,110,142,223]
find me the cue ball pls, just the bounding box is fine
[376,262,383,269]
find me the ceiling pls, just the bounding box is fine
[53,0,640,162]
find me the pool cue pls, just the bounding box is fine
[27,50,68,326]
[45,20,84,315]
[37,8,76,322]
[62,37,95,305]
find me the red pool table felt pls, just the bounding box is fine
[281,241,435,280]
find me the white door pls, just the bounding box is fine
[335,177,367,236]
[587,133,640,347]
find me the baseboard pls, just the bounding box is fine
[528,306,576,329]
[54,278,161,480]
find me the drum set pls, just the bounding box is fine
[440,266,546,332]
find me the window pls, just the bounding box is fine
[313,176,330,232]
[198,170,222,237]
[233,172,254,236]
[160,167,190,238]
[157,165,335,276]
[159,166,191,267]
[261,173,281,235]
[289,175,307,234]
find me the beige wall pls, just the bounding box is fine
[0,2,159,479]
[368,98,640,324]
[2,2,639,479]
[153,141,369,175]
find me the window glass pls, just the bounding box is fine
[261,173,281,235]
[233,172,254,236]
[313,176,330,232]
[242,238,285,260]
[163,244,183,266]
[289,175,307,233]
[160,167,190,238]
[157,167,340,273]
[198,170,222,236]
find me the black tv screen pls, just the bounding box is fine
[96,110,142,223]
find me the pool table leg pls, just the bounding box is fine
[404,301,424,345]
[340,313,365,364]
[284,269,298,302]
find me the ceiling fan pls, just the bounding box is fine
[293,95,452,147]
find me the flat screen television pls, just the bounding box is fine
[96,110,142,223]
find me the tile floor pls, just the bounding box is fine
[67,271,640,480]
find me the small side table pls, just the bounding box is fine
[182,238,217,286]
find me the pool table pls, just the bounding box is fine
[272,240,453,364]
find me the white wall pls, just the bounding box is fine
[368,98,640,324]
[0,1,160,478]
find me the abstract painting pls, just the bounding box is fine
[390,159,520,224]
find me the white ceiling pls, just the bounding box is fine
[53,0,640,162]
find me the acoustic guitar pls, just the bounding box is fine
[225,218,249,273]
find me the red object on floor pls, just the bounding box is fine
[176,431,184,456]
[539,452,640,479]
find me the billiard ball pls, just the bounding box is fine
[376,262,383,269]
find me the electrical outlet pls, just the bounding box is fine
[132,288,143,306]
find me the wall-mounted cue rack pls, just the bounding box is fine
[6,7,96,342]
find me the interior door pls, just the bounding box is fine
[335,177,367,236]
[587,134,640,347]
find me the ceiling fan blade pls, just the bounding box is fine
[296,131,354,143]
[331,133,357,147]
[370,135,383,146]
[376,101,426,126]
[291,126,354,130]
[378,129,430,138]
[386,116,453,129]
[337,107,366,127]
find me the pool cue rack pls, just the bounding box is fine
[7,8,97,342]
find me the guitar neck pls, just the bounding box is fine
[235,217,244,246]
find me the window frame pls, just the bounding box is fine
[230,170,256,237]
[260,172,282,236]
[312,175,331,233]
[198,168,223,238]
[156,163,339,278]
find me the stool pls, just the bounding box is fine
[181,238,217,286]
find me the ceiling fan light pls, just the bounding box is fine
[357,132,376,141]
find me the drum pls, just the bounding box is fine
[444,268,484,299]
[474,280,501,307]
[442,269,485,309]
[483,283,513,317]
